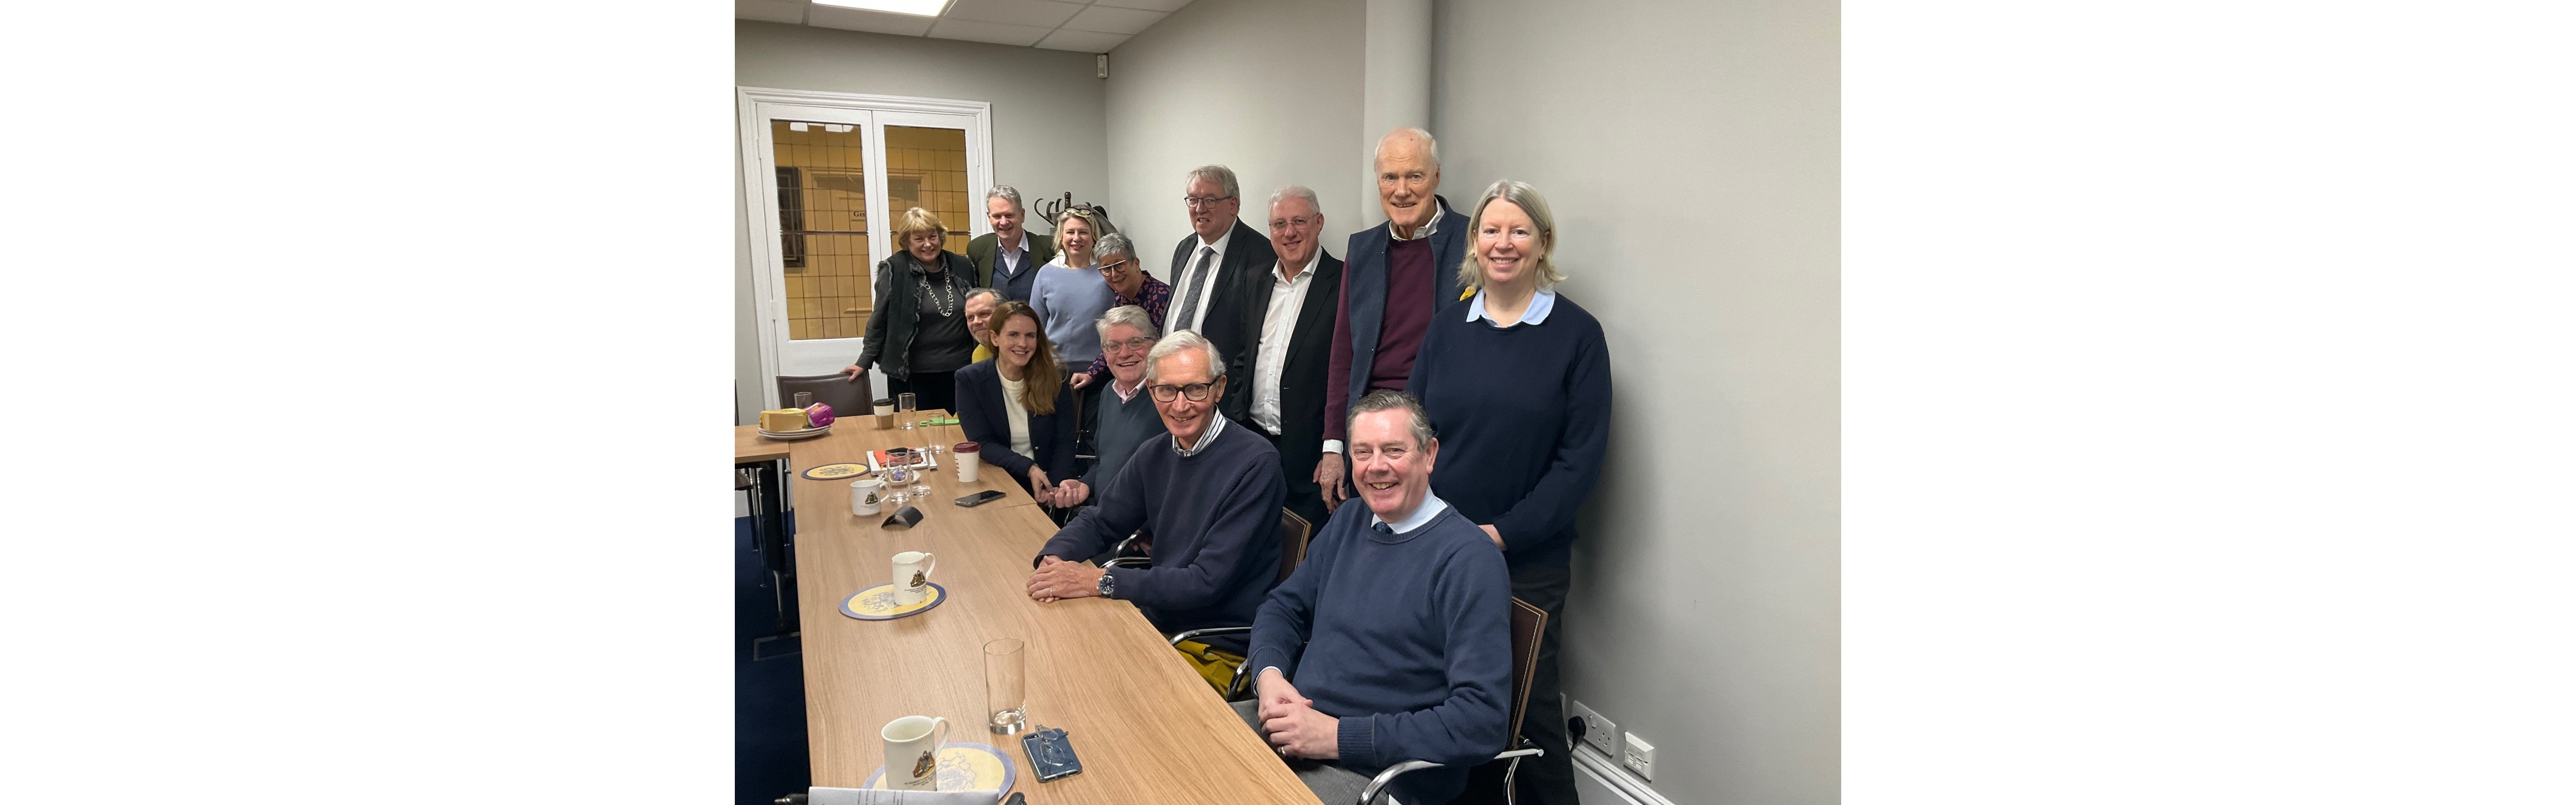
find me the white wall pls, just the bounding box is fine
[1432,0,1841,803]
[1104,0,1366,278]
[734,20,1110,423]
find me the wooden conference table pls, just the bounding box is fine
[734,414,1320,805]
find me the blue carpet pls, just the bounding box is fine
[737,513,809,805]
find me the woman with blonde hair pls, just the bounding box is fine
[1404,179,1610,804]
[848,207,980,412]
[1028,204,1121,375]
[954,300,1079,498]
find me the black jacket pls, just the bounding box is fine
[858,250,978,381]
[953,358,1078,491]
[1167,219,1273,373]
[1220,251,1345,494]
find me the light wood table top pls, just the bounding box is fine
[735,425,792,463]
[733,417,1321,805]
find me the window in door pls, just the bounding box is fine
[772,121,870,341]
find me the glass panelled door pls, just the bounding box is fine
[744,95,990,408]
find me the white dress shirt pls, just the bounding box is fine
[997,231,1030,277]
[1250,252,1322,434]
[1172,227,1235,335]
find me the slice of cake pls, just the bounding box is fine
[759,408,810,431]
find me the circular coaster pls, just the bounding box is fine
[859,741,1017,793]
[841,582,947,620]
[800,463,870,480]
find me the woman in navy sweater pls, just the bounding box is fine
[1405,179,1610,805]
[955,301,1079,497]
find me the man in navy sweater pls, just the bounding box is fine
[1238,390,1514,805]
[1026,331,1285,648]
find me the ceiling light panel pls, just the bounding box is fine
[813,0,953,16]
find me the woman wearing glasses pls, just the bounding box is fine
[1070,232,1171,390]
[955,301,1080,498]
[1404,181,1610,804]
[850,207,980,413]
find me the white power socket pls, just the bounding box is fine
[1568,700,1619,758]
[1622,732,1656,781]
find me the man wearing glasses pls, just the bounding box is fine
[1028,330,1287,656]
[1218,185,1346,529]
[1163,165,1272,376]
[1070,232,1169,390]
[1044,306,1166,509]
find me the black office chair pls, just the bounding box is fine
[774,372,873,420]
[1153,507,1317,700]
[1353,597,1549,805]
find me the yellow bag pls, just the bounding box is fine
[1172,639,1246,695]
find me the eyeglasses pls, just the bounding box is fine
[1182,195,1233,209]
[1095,259,1133,276]
[1104,335,1156,353]
[1146,382,1217,402]
[1269,216,1318,229]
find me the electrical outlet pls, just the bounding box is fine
[1568,700,1619,758]
[1622,732,1656,781]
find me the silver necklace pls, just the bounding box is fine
[922,266,959,317]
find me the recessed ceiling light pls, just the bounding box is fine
[812,0,952,16]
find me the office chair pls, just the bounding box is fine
[1137,508,1313,699]
[774,372,873,420]
[1353,596,1548,805]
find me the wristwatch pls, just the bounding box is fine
[1095,570,1117,599]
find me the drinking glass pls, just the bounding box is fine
[886,490,909,508]
[912,484,931,499]
[897,392,917,413]
[985,638,1026,734]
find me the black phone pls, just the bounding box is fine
[956,489,1009,507]
[1022,725,1082,782]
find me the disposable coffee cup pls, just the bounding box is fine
[873,398,896,430]
[954,442,981,483]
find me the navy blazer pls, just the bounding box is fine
[953,359,1078,490]
[1169,218,1274,374]
[1331,198,1470,435]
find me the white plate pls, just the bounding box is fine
[758,421,834,440]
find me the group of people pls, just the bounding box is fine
[842,127,1612,805]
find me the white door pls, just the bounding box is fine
[739,89,993,410]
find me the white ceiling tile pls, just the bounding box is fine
[808,4,937,35]
[1092,0,1191,12]
[925,17,1054,47]
[1033,29,1129,53]
[944,0,1084,28]
[1061,4,1165,35]
[736,0,807,24]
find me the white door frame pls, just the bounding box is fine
[736,86,994,411]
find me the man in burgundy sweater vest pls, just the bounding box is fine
[1318,127,1470,510]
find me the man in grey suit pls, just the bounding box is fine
[1165,165,1273,378]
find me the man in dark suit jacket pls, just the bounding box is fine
[1219,186,1346,528]
[1319,128,1470,511]
[966,185,1056,301]
[1166,165,1273,377]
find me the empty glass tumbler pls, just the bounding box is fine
[985,638,1026,735]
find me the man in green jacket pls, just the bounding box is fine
[966,185,1056,302]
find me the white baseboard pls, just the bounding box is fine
[1570,742,1677,805]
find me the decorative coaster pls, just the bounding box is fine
[800,463,871,481]
[841,582,947,620]
[859,742,1017,793]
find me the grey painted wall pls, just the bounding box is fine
[734,20,1110,423]
[1104,0,1366,282]
[1432,0,1841,803]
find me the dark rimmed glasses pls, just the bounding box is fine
[1146,382,1217,402]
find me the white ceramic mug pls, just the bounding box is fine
[954,442,981,483]
[880,714,949,791]
[851,478,884,515]
[893,551,937,605]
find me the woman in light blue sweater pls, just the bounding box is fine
[1029,206,1120,370]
